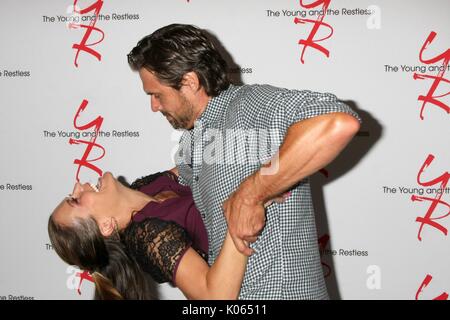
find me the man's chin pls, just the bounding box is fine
[164,115,190,130]
[168,120,180,129]
[172,123,192,130]
[167,119,186,130]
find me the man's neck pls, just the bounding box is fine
[188,93,212,129]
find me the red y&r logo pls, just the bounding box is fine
[410,31,449,300]
[62,1,106,295]
[66,266,94,295]
[413,31,449,120]
[69,99,106,182]
[415,274,448,300]
[76,270,94,295]
[295,0,333,64]
[412,154,449,241]
[71,0,105,67]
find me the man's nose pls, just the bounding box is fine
[150,96,161,112]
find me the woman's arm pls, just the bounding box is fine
[169,167,179,176]
[124,218,247,300]
[175,232,248,300]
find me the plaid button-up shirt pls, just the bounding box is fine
[175,84,360,299]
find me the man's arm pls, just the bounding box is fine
[223,112,360,255]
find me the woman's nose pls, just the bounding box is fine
[71,182,83,198]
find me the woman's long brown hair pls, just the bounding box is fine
[48,215,154,300]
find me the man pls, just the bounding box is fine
[128,24,361,299]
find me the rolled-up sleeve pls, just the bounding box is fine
[256,87,361,136]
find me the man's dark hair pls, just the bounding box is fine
[128,24,230,97]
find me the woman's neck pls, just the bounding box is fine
[116,187,180,230]
[116,187,154,229]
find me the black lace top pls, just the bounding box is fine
[122,217,192,284]
[121,171,208,285]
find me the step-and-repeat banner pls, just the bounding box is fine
[0,0,448,300]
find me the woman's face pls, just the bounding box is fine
[52,172,122,228]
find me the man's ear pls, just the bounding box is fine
[99,217,115,237]
[181,71,201,93]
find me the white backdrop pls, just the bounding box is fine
[0,0,448,300]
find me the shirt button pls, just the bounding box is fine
[194,175,199,182]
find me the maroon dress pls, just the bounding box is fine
[123,171,208,284]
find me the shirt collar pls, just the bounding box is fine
[195,84,239,127]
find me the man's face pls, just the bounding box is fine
[138,68,195,129]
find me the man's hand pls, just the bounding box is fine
[223,190,290,256]
[223,191,266,256]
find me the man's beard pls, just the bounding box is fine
[162,95,194,130]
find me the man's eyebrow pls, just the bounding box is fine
[143,88,154,95]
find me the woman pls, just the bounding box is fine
[48,170,285,300]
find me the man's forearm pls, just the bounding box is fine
[238,112,360,204]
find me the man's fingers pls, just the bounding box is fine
[263,200,273,208]
[231,235,254,256]
[223,202,231,221]
[243,236,258,243]
[264,193,291,207]
[273,196,285,203]
[243,240,255,255]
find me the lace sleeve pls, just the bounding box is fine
[123,218,192,284]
